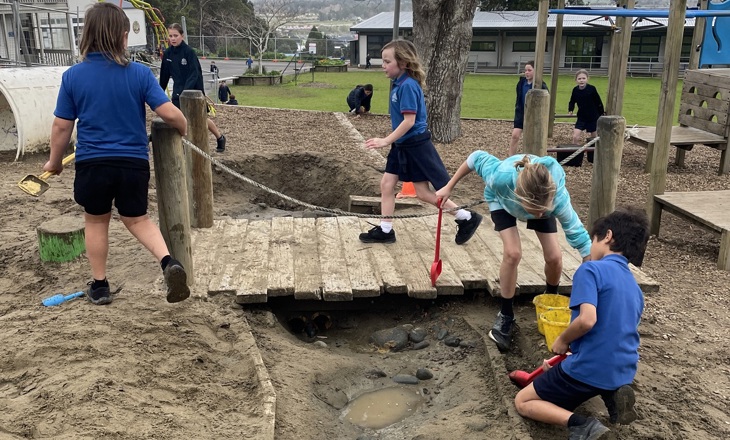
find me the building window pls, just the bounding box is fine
[629,35,660,61]
[513,41,547,52]
[471,41,496,51]
[366,35,390,59]
[513,41,535,52]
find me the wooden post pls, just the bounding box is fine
[548,0,565,138]
[151,118,194,284]
[180,90,214,228]
[605,0,635,116]
[689,0,707,70]
[524,89,550,156]
[589,116,625,228]
[533,0,549,89]
[646,0,687,219]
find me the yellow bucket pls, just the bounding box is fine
[540,309,571,350]
[533,294,570,335]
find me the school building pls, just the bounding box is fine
[0,0,146,66]
[350,10,699,76]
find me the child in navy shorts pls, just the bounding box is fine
[360,39,482,245]
[568,69,605,145]
[514,207,650,439]
[44,2,191,305]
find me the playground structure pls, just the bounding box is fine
[0,0,166,159]
[535,0,730,272]
[628,68,730,175]
[144,91,661,302]
[127,0,168,53]
[0,67,69,160]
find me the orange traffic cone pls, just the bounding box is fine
[396,182,417,199]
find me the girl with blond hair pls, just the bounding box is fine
[436,152,591,351]
[360,39,482,245]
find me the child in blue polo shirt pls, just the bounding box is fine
[360,39,482,245]
[514,207,650,439]
[43,2,191,305]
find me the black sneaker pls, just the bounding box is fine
[602,384,637,425]
[86,281,112,305]
[568,417,613,440]
[359,225,396,244]
[488,312,515,352]
[455,211,483,245]
[216,135,226,153]
[164,259,191,303]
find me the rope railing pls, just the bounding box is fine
[179,125,639,220]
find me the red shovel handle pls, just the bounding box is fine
[508,354,568,388]
[430,198,443,287]
[434,198,442,259]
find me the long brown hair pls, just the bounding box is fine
[382,39,426,88]
[79,2,129,66]
[513,155,556,212]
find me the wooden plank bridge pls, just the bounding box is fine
[190,212,659,304]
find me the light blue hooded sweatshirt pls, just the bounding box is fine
[467,151,591,258]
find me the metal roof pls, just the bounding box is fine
[350,10,696,32]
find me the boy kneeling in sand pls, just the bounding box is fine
[514,207,650,440]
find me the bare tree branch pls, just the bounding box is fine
[209,0,302,73]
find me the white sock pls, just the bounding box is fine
[455,209,471,221]
[380,222,393,233]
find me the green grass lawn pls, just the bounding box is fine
[229,71,682,127]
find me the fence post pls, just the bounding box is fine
[589,116,625,228]
[180,90,214,228]
[523,89,550,156]
[150,118,194,284]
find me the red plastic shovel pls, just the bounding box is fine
[508,354,567,388]
[430,198,443,287]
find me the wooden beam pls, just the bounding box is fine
[524,89,550,156]
[689,0,708,70]
[646,0,688,218]
[605,0,635,115]
[180,90,214,228]
[548,0,565,138]
[151,118,193,284]
[533,0,549,88]
[589,116,625,228]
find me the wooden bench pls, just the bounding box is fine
[628,68,730,175]
[651,190,730,271]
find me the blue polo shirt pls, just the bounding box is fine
[54,53,170,162]
[389,73,428,141]
[561,254,644,389]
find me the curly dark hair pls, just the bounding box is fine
[590,206,650,266]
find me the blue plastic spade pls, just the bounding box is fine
[42,291,85,307]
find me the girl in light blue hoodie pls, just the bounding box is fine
[436,152,591,352]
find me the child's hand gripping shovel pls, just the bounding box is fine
[18,152,75,197]
[430,198,443,287]
[508,353,568,388]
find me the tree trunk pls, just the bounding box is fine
[412,0,478,143]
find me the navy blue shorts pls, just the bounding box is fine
[490,209,557,233]
[533,363,608,411]
[74,158,150,217]
[575,118,597,133]
[513,118,524,130]
[384,131,450,189]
